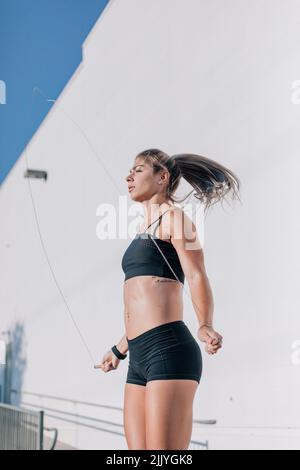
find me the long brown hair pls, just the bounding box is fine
[136,148,241,214]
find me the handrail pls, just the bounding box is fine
[43,427,58,451]
[10,390,217,425]
[11,392,209,449]
[20,400,207,442]
[10,389,123,411]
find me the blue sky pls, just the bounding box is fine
[0,0,109,185]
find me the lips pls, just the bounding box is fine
[128,186,135,192]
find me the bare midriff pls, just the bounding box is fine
[123,275,183,340]
[124,205,184,340]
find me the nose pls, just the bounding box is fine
[125,174,133,182]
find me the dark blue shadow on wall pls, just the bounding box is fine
[0,322,27,406]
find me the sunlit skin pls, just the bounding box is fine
[95,156,223,449]
[96,156,223,371]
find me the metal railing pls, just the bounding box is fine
[189,439,209,450]
[10,390,210,449]
[0,403,44,450]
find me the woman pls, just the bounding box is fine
[95,148,241,450]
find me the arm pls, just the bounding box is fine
[94,333,128,372]
[169,209,222,354]
[116,333,128,355]
[189,270,214,329]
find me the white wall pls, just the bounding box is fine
[1,0,300,449]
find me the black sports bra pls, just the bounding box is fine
[121,209,185,284]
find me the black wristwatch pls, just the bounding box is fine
[111,345,127,360]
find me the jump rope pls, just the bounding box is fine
[24,86,207,368]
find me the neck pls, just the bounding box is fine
[141,196,173,227]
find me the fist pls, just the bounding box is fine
[197,326,223,355]
[94,349,121,372]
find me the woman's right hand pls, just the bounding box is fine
[94,349,121,373]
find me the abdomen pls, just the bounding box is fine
[123,275,184,340]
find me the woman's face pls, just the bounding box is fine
[125,157,167,201]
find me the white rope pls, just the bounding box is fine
[25,87,205,366]
[24,144,96,365]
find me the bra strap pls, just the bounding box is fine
[142,209,170,235]
[148,215,163,237]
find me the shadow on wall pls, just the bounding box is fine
[7,322,27,406]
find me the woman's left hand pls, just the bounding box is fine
[197,326,223,355]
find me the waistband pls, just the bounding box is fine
[126,320,185,344]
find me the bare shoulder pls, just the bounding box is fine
[170,207,196,237]
[167,207,204,279]
[162,206,200,246]
[159,205,181,241]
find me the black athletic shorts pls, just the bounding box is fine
[126,320,202,386]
